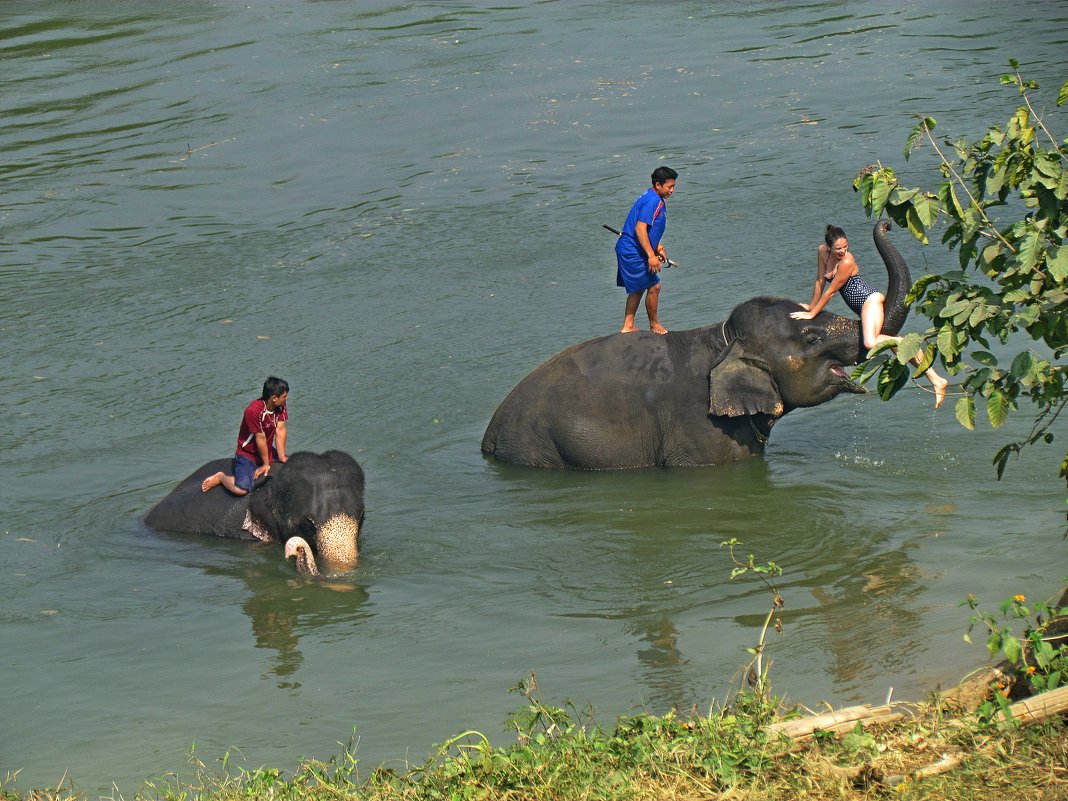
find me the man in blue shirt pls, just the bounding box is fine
[615,166,678,334]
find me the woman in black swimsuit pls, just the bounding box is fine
[791,224,948,409]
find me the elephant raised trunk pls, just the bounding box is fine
[840,219,912,363]
[874,219,911,335]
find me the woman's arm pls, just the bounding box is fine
[808,244,828,308]
[792,253,856,320]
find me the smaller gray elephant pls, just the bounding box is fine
[145,450,365,576]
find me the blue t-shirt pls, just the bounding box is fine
[615,187,667,259]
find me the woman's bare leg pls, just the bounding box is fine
[860,293,899,351]
[862,294,946,409]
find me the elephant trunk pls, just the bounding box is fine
[285,537,321,576]
[873,219,911,337]
[842,220,912,363]
[284,514,360,576]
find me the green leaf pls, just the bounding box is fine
[1009,351,1033,379]
[851,359,883,386]
[1048,245,1068,283]
[905,273,941,305]
[988,629,1003,658]
[912,193,940,227]
[1003,635,1023,665]
[973,351,998,366]
[889,186,919,205]
[1016,227,1043,275]
[988,389,1010,428]
[877,361,909,401]
[945,181,966,218]
[937,325,959,361]
[895,333,923,365]
[870,175,893,218]
[955,395,976,430]
[905,205,929,244]
[939,299,970,319]
[1058,79,1068,106]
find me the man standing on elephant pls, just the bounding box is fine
[615,166,678,334]
[202,376,290,495]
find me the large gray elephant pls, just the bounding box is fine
[481,221,909,469]
[145,450,365,576]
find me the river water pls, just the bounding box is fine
[3,0,1066,793]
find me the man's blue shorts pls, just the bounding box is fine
[616,251,661,294]
[233,454,257,492]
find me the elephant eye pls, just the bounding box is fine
[806,333,823,346]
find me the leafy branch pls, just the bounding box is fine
[721,538,784,702]
[852,62,1068,487]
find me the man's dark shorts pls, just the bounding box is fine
[232,454,257,492]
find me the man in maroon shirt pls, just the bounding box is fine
[201,376,290,495]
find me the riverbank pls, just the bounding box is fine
[5,669,1066,801]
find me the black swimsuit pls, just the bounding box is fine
[839,274,877,316]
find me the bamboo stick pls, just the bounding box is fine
[1006,684,1068,725]
[767,703,906,739]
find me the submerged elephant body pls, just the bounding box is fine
[145,450,365,575]
[482,221,909,470]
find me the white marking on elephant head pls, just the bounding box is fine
[242,509,273,543]
[314,513,360,570]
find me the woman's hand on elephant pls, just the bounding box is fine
[790,309,816,320]
[254,463,271,479]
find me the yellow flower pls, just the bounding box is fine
[1026,666,1037,675]
[1014,594,1026,603]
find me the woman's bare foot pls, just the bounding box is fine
[201,471,224,492]
[650,322,668,335]
[932,374,948,409]
[621,324,640,333]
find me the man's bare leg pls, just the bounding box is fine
[201,472,248,495]
[621,290,643,333]
[645,283,667,334]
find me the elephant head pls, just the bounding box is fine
[709,296,866,423]
[480,221,910,470]
[145,450,365,577]
[246,451,364,576]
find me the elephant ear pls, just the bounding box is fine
[248,466,312,541]
[708,341,785,418]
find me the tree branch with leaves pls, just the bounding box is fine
[852,62,1067,490]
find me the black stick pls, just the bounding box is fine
[602,224,678,268]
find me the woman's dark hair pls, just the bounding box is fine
[261,376,289,400]
[651,166,679,186]
[824,224,847,247]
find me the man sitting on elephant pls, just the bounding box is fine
[202,376,290,495]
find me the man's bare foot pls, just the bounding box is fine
[932,375,948,410]
[201,471,224,492]
[650,323,668,335]
[620,324,640,333]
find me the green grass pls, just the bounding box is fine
[5,681,1066,801]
